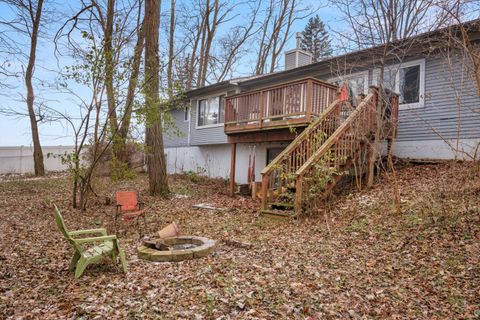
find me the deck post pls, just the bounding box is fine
[229,143,236,197]
[306,79,313,121]
[261,175,268,210]
[294,177,303,215]
[260,91,264,129]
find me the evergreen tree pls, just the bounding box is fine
[300,15,332,61]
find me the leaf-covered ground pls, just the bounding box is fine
[0,162,479,319]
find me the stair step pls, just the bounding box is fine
[260,209,296,219]
[271,202,294,210]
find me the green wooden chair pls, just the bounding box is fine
[53,204,127,278]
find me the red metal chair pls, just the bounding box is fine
[115,191,147,235]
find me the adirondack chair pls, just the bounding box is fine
[115,190,147,235]
[53,204,127,279]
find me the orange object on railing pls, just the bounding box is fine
[339,83,349,102]
[293,88,379,213]
[260,86,399,215]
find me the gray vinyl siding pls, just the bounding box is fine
[190,97,228,146]
[396,54,480,142]
[166,51,480,148]
[164,108,189,147]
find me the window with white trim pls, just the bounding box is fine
[329,71,369,105]
[373,59,425,109]
[197,95,225,127]
[184,106,189,122]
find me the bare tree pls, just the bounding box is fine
[437,4,480,96]
[210,1,259,82]
[145,0,169,196]
[56,0,146,169]
[178,0,250,89]
[167,0,175,95]
[254,0,310,74]
[0,0,46,175]
[419,4,480,160]
[104,0,118,136]
[25,0,45,176]
[52,23,111,209]
[196,0,237,87]
[116,13,145,164]
[332,0,439,188]
[49,0,148,207]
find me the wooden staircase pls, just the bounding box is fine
[260,87,398,218]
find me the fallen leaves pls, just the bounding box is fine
[0,162,479,319]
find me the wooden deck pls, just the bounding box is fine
[224,77,338,134]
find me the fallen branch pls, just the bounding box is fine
[222,239,253,249]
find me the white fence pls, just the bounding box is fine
[0,146,75,174]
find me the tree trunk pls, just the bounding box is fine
[115,20,145,164]
[25,0,45,176]
[105,0,118,135]
[367,83,383,188]
[145,0,169,196]
[196,0,209,87]
[186,13,204,90]
[200,0,219,87]
[167,0,175,95]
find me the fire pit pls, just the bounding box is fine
[137,236,215,262]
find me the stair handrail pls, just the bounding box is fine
[293,90,378,213]
[295,92,376,177]
[260,99,342,176]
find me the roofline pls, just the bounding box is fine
[186,18,480,95]
[240,18,480,87]
[186,80,233,97]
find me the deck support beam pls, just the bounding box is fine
[229,143,236,197]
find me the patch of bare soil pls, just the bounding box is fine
[0,162,478,319]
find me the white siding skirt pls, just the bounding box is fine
[384,138,480,160]
[165,142,289,184]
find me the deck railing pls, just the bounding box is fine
[260,86,399,215]
[260,99,350,212]
[224,77,338,133]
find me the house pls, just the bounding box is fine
[164,20,480,216]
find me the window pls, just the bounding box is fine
[373,59,425,109]
[197,95,225,127]
[184,107,189,122]
[400,65,420,104]
[266,148,284,165]
[329,71,369,105]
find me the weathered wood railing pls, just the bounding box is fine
[260,99,353,211]
[225,77,338,133]
[293,90,378,213]
[260,86,399,216]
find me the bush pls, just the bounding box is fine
[185,167,206,183]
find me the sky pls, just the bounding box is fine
[0,0,344,147]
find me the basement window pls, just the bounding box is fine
[197,95,225,127]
